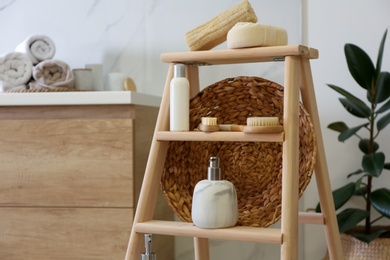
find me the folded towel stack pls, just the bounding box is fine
[0,34,74,92]
[0,52,33,92]
[15,34,56,65]
[29,60,74,90]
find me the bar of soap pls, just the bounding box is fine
[227,22,288,49]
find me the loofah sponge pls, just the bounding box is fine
[185,0,258,51]
[227,22,288,49]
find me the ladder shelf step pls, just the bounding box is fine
[156,131,284,142]
[160,45,318,65]
[134,220,283,244]
[298,212,324,225]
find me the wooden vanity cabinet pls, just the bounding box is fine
[0,104,173,259]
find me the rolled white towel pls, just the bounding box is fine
[30,60,74,90]
[15,34,56,64]
[0,52,32,91]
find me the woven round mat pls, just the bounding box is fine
[161,76,316,227]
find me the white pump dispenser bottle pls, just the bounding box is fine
[192,157,238,229]
[170,64,189,131]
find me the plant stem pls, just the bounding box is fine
[365,84,376,235]
[365,175,372,235]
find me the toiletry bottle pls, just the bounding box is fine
[170,63,189,131]
[192,157,238,229]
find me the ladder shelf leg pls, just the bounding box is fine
[194,237,210,260]
[299,58,343,260]
[125,64,174,260]
[126,64,202,259]
[281,56,301,260]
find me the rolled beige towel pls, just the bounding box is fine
[30,60,74,90]
[185,0,258,51]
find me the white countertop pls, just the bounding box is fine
[0,91,161,107]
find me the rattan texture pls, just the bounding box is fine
[324,232,390,260]
[5,87,81,93]
[161,76,316,227]
[340,233,390,259]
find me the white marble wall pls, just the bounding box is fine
[0,0,301,96]
[0,0,302,259]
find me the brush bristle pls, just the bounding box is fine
[201,117,217,125]
[247,117,279,126]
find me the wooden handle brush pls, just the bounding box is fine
[199,116,283,133]
[243,117,283,133]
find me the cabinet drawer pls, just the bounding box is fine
[0,207,133,259]
[0,119,133,207]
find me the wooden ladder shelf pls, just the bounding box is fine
[125,45,343,260]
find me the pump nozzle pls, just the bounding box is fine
[208,156,221,180]
[141,234,156,260]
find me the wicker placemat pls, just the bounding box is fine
[161,76,316,227]
[5,87,83,93]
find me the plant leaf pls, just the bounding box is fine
[338,123,368,142]
[354,187,367,196]
[347,169,364,178]
[353,174,368,196]
[359,139,379,154]
[344,44,375,90]
[315,182,355,212]
[334,183,356,210]
[339,98,370,118]
[328,121,349,133]
[384,162,390,170]
[377,98,390,113]
[352,174,367,196]
[328,84,371,117]
[362,152,385,177]
[371,188,390,218]
[351,229,389,243]
[377,110,390,131]
[375,72,390,104]
[375,29,388,83]
[337,208,369,233]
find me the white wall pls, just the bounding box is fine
[0,0,301,97]
[304,0,390,259]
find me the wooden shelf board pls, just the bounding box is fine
[134,220,283,244]
[160,45,318,65]
[156,131,284,142]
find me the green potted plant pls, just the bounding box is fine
[317,29,390,255]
